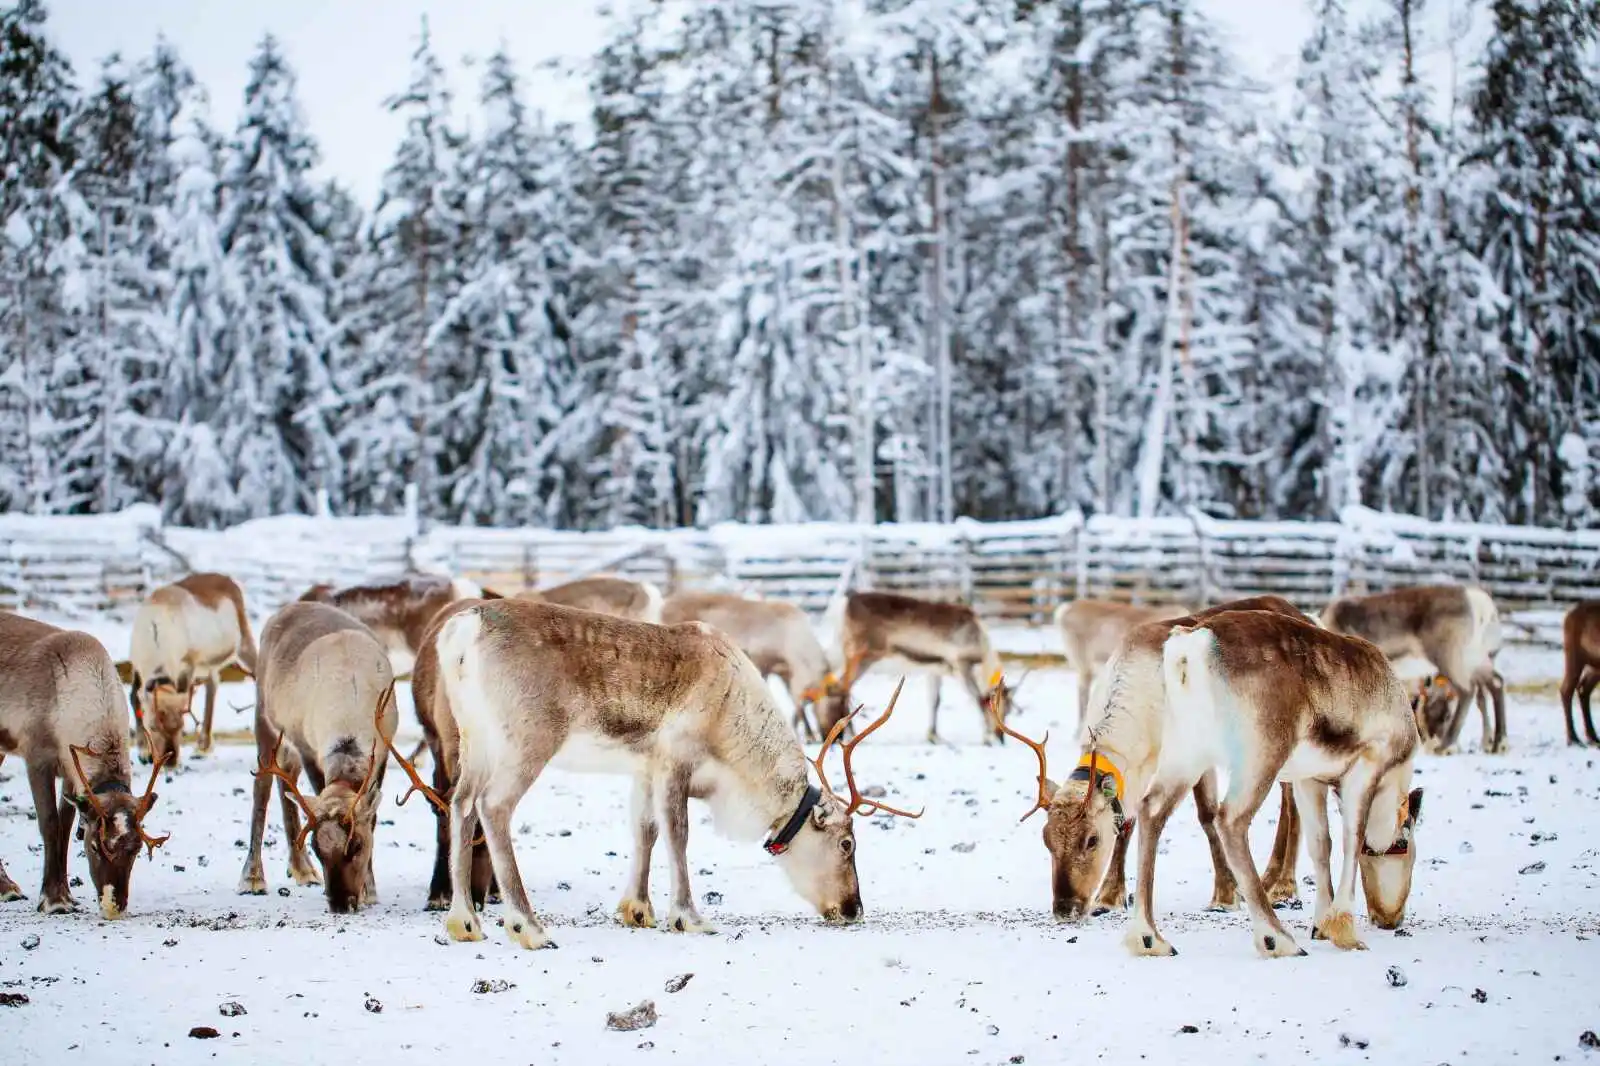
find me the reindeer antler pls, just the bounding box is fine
[254,731,320,851]
[134,750,172,858]
[985,680,1051,822]
[68,745,113,822]
[811,677,924,820]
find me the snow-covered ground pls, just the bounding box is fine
[3,665,1598,1066]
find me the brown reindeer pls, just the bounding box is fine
[1054,599,1194,731]
[997,596,1306,920]
[298,573,489,677]
[1004,606,1420,957]
[819,590,1010,744]
[1560,601,1600,747]
[517,575,664,623]
[661,590,834,741]
[128,572,258,765]
[1321,584,1506,753]
[237,602,398,913]
[0,612,169,917]
[430,598,921,949]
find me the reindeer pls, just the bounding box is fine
[1560,601,1600,747]
[661,590,834,742]
[995,596,1307,920]
[517,575,664,623]
[298,573,488,677]
[428,598,921,950]
[1054,599,1194,730]
[0,612,169,917]
[819,590,1010,744]
[237,602,399,913]
[1320,584,1506,753]
[128,572,258,766]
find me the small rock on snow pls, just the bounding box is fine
[364,998,383,1014]
[664,973,694,994]
[951,842,976,853]
[704,891,723,906]
[1338,1033,1370,1050]
[861,784,887,798]
[433,935,449,946]
[1386,967,1407,987]
[189,1027,220,1039]
[1472,989,1488,1003]
[606,1000,658,1032]
[1179,1025,1199,1035]
[472,979,515,995]
[1519,861,1546,875]
[987,1025,1000,1036]
[218,1001,247,1017]
[1578,1030,1599,1050]
[20,934,39,951]
[0,993,29,1007]
[278,887,291,897]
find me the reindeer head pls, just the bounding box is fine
[1358,787,1423,929]
[137,677,194,768]
[772,678,923,923]
[68,747,169,919]
[807,672,853,738]
[987,686,1122,920]
[1410,675,1455,741]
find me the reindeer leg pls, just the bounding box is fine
[1432,676,1476,754]
[0,855,23,902]
[1578,668,1600,746]
[237,721,274,895]
[1123,780,1190,957]
[31,764,73,913]
[1092,826,1132,915]
[1262,782,1301,905]
[960,663,998,745]
[1317,759,1385,952]
[1561,663,1584,746]
[478,776,554,951]
[279,754,322,887]
[196,678,217,757]
[426,742,454,911]
[617,772,659,928]
[662,765,711,933]
[1292,781,1336,937]
[444,785,487,943]
[1195,771,1238,911]
[1216,761,1305,959]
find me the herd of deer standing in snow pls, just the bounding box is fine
[2,562,1597,961]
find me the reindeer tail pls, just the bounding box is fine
[1161,624,1215,708]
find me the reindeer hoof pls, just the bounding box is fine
[289,865,322,888]
[1124,928,1176,957]
[666,909,714,934]
[1266,882,1299,906]
[617,898,657,929]
[0,882,24,903]
[425,894,451,912]
[1256,931,1305,958]
[445,911,485,943]
[38,894,77,915]
[505,916,555,950]
[1315,911,1367,951]
[1205,895,1240,913]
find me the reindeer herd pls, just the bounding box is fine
[1,566,1595,963]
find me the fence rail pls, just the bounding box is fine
[1,505,1595,646]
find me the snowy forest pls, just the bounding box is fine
[0,0,1596,532]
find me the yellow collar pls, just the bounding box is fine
[1072,751,1125,802]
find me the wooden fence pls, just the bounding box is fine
[1,506,1596,646]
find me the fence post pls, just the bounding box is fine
[1187,508,1214,605]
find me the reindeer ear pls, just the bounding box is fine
[1042,777,1060,800]
[1407,787,1423,825]
[69,793,96,817]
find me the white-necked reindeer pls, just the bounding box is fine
[128,571,258,765]
[237,602,398,914]
[430,598,921,950]
[1321,584,1506,753]
[0,611,169,918]
[819,590,1011,744]
[1004,607,1419,958]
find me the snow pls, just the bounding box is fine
[4,658,1596,1065]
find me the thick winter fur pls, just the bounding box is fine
[0,611,163,918]
[1034,595,1304,921]
[1054,599,1194,731]
[1321,584,1506,753]
[237,602,397,913]
[517,576,665,624]
[1150,611,1418,957]
[821,590,1007,743]
[433,599,871,951]
[1559,601,1600,746]
[128,572,258,765]
[661,591,834,741]
[298,573,476,677]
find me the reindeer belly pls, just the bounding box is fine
[549,733,647,776]
[1276,741,1355,784]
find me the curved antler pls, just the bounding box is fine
[68,745,112,821]
[811,677,924,820]
[985,678,1051,822]
[254,731,319,851]
[134,750,172,857]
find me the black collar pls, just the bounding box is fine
[763,785,821,856]
[92,780,131,797]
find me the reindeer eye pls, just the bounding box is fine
[1084,835,1100,851]
[839,837,854,856]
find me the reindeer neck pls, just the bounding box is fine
[1078,697,1160,811]
[701,695,813,840]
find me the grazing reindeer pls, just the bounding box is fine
[1321,584,1506,753]
[996,596,1304,920]
[128,572,258,765]
[1054,599,1194,730]
[238,602,398,913]
[432,598,920,950]
[517,575,664,623]
[820,590,1010,744]
[661,590,834,741]
[298,573,487,677]
[0,612,169,917]
[1560,601,1600,747]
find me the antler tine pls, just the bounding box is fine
[837,677,924,820]
[254,730,320,847]
[342,683,397,828]
[381,697,449,816]
[985,676,1051,822]
[810,705,861,800]
[135,749,173,857]
[68,745,112,821]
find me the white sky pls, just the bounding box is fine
[46,1,1330,207]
